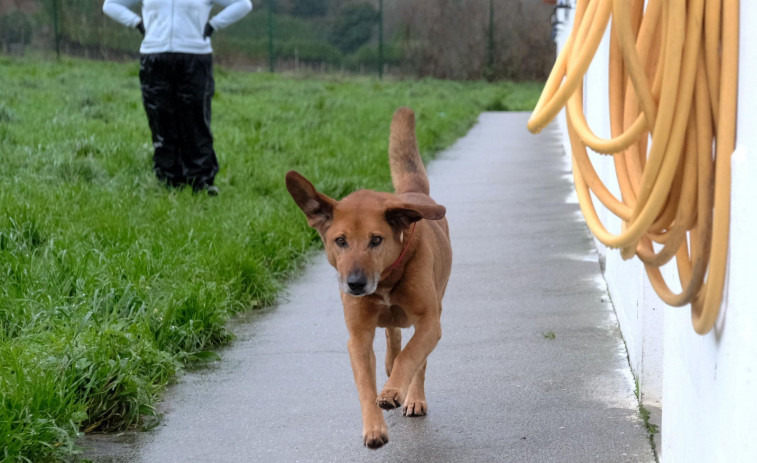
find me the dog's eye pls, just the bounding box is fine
[370,235,383,247]
[335,236,347,247]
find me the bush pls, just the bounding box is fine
[0,10,33,48]
[344,42,403,71]
[289,0,329,18]
[328,3,377,54]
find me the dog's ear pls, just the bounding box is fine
[385,201,446,230]
[285,171,336,231]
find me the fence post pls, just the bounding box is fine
[267,0,276,72]
[378,0,383,79]
[52,0,61,59]
[486,0,494,80]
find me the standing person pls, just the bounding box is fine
[102,0,252,195]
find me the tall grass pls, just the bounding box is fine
[0,55,541,461]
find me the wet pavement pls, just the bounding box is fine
[79,112,656,463]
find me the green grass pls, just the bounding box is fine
[634,378,660,458]
[0,55,541,462]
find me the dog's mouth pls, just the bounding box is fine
[339,271,379,297]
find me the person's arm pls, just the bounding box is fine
[102,0,142,29]
[208,0,252,31]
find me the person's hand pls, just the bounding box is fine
[136,20,145,36]
[203,22,214,39]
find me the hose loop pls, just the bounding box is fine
[528,0,739,334]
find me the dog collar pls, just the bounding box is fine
[386,222,417,273]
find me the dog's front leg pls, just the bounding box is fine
[345,310,388,449]
[377,314,441,410]
[403,360,428,416]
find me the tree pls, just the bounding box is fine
[328,2,377,54]
[388,0,553,80]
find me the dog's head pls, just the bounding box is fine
[285,170,445,297]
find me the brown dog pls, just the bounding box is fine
[285,107,452,449]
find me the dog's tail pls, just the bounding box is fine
[389,107,430,195]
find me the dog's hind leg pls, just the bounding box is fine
[385,327,402,377]
[377,314,441,411]
[403,360,428,417]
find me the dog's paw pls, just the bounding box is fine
[376,388,404,410]
[403,398,428,417]
[363,425,389,449]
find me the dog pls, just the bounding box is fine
[285,107,452,449]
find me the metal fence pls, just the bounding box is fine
[0,0,555,81]
[2,0,400,76]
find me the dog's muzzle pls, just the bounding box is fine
[341,270,378,296]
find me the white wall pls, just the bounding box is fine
[551,2,757,462]
[661,3,757,461]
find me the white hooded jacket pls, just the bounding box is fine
[103,0,252,54]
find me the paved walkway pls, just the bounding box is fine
[81,113,655,463]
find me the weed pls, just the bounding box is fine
[638,405,659,435]
[634,371,660,459]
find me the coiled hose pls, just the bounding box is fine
[528,0,739,334]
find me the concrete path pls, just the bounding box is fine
[81,113,656,463]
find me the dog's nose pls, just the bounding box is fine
[347,272,368,293]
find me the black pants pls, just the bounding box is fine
[139,53,218,188]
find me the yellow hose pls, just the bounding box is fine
[528,0,739,334]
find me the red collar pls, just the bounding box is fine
[385,222,417,273]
